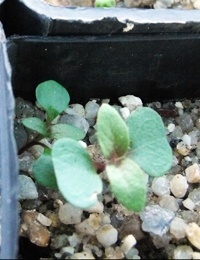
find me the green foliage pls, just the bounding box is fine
[52,138,103,209]
[126,107,173,177]
[33,148,58,190]
[36,80,70,122]
[106,158,147,211]
[95,104,172,212]
[50,124,85,141]
[95,0,116,7]
[22,117,48,137]
[96,104,129,159]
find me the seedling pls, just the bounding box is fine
[21,80,173,212]
[95,0,116,7]
[21,80,85,189]
[51,103,173,211]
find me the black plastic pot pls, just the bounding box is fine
[1,0,200,258]
[1,0,200,103]
[0,22,18,259]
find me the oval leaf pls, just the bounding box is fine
[126,107,173,177]
[22,117,48,136]
[96,104,129,159]
[36,80,70,122]
[50,124,85,140]
[52,138,103,209]
[32,148,58,189]
[106,158,147,212]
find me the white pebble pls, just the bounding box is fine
[37,213,52,227]
[78,140,87,148]
[71,252,95,259]
[186,223,200,250]
[118,95,143,112]
[159,195,179,212]
[182,198,195,210]
[175,101,183,109]
[174,245,193,259]
[85,200,104,214]
[167,123,175,133]
[58,203,82,225]
[182,134,192,147]
[192,252,200,259]
[170,217,187,239]
[85,101,100,119]
[185,163,200,183]
[120,107,130,120]
[70,104,85,116]
[96,224,118,247]
[120,235,136,254]
[170,174,188,198]
[151,176,170,197]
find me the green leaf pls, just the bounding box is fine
[96,104,129,159]
[126,107,173,177]
[22,117,48,136]
[50,124,85,140]
[106,158,147,212]
[52,138,103,209]
[95,0,116,7]
[32,148,58,189]
[36,80,70,122]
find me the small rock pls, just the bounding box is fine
[71,251,95,259]
[118,95,143,112]
[167,123,175,133]
[85,200,104,214]
[152,233,171,249]
[105,246,124,259]
[19,175,38,200]
[46,211,61,228]
[85,101,100,119]
[151,176,170,197]
[60,246,74,257]
[68,233,81,247]
[125,247,140,259]
[173,245,193,259]
[20,210,51,247]
[37,213,52,226]
[118,215,145,241]
[96,224,118,247]
[120,107,130,120]
[175,101,184,109]
[58,203,82,225]
[140,205,175,236]
[14,121,28,151]
[185,163,200,183]
[176,113,194,133]
[170,217,187,239]
[158,195,179,212]
[188,188,200,209]
[193,0,200,9]
[176,141,190,156]
[120,235,136,254]
[182,198,195,210]
[58,114,89,134]
[66,103,85,116]
[18,151,35,172]
[75,213,101,236]
[186,222,200,250]
[170,174,188,198]
[51,234,68,249]
[192,252,200,259]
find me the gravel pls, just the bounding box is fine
[16,95,200,259]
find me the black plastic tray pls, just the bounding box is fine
[0,0,200,103]
[0,22,18,259]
